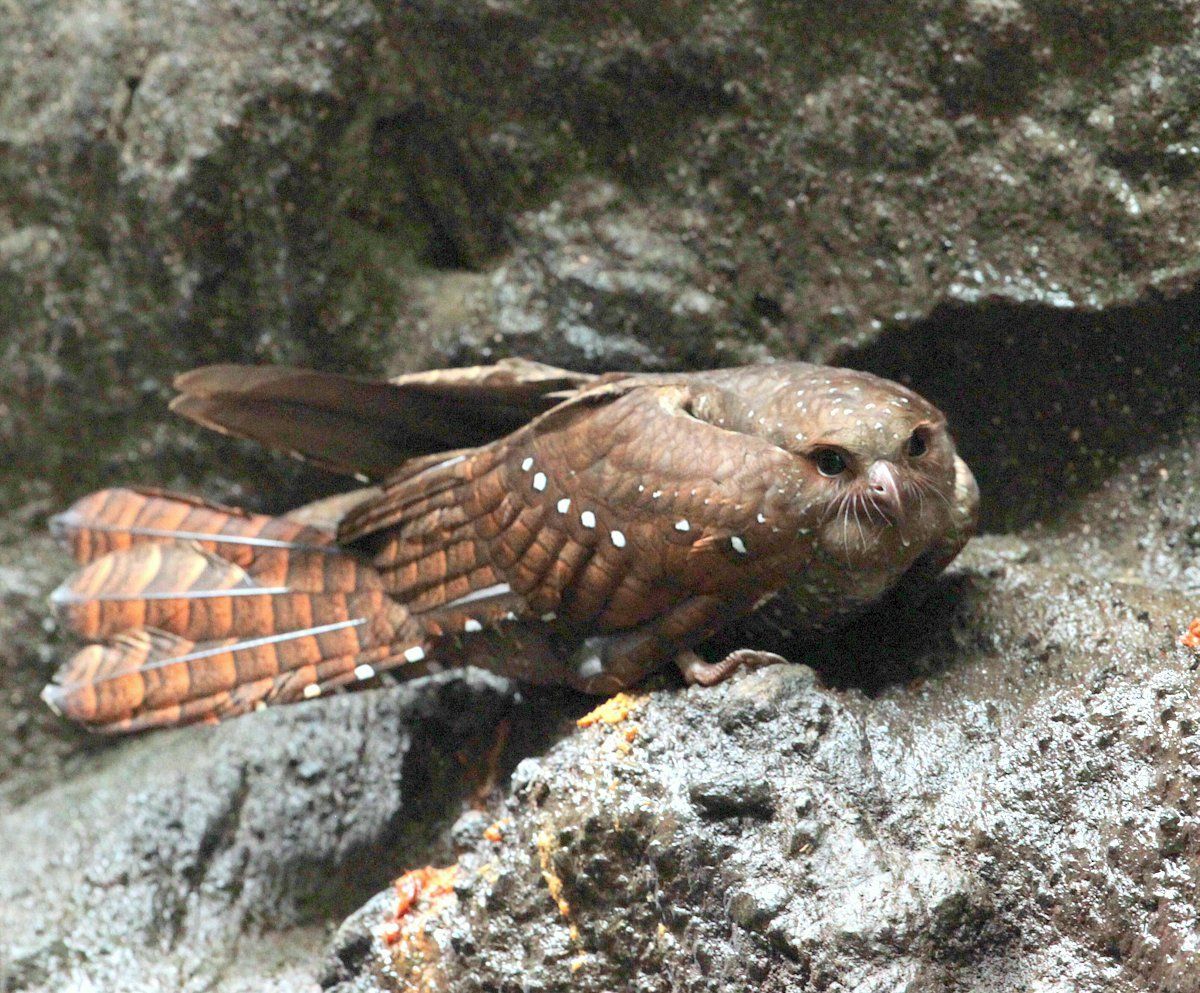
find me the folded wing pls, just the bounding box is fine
[171,358,597,479]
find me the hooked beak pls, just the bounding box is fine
[866,460,904,523]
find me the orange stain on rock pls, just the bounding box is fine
[386,864,459,944]
[576,692,644,728]
[1181,619,1200,649]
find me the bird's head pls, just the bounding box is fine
[746,367,962,566]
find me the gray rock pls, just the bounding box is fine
[327,522,1200,991]
[0,670,560,992]
[8,0,1200,506]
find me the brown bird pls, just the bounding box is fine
[43,359,978,733]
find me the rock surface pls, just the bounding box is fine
[0,664,577,992]
[3,0,1200,991]
[323,524,1200,992]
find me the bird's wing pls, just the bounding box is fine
[170,359,598,480]
[338,378,810,645]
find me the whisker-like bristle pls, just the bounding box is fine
[865,493,885,529]
[912,475,953,515]
[838,491,854,559]
[851,493,868,550]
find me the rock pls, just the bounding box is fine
[328,524,1200,991]
[0,671,573,992]
[8,0,1200,505]
[0,524,83,810]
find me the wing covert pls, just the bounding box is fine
[346,378,815,645]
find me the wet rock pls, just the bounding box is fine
[688,773,777,820]
[0,671,564,992]
[8,0,1200,505]
[329,523,1200,991]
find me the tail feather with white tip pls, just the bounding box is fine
[44,488,430,733]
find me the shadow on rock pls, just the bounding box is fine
[844,292,1200,532]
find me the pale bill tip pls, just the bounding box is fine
[40,683,63,716]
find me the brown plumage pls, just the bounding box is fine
[43,358,978,733]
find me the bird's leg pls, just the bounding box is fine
[675,648,789,687]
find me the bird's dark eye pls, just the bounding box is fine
[906,429,929,458]
[813,448,848,477]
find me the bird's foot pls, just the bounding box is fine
[675,648,789,687]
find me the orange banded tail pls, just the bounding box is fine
[44,489,431,733]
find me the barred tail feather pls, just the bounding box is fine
[41,628,417,734]
[45,489,431,733]
[51,487,339,566]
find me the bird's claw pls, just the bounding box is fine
[675,648,790,687]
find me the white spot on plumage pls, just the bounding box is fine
[675,519,690,532]
[404,645,426,663]
[731,535,748,555]
[557,497,571,513]
[580,510,596,528]
[576,656,604,679]
[541,612,557,622]
[443,583,511,609]
[464,618,483,633]
[303,683,322,699]
[533,472,547,491]
[355,663,376,681]
[652,490,662,499]
[521,457,534,471]
[756,512,767,524]
[611,530,626,548]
